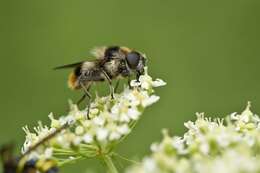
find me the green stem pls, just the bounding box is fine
[102,155,119,173]
[112,152,140,164]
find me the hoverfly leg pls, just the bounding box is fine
[114,80,120,93]
[101,70,115,99]
[76,94,87,105]
[128,77,132,89]
[79,82,92,119]
[136,72,141,82]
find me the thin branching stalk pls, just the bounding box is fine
[102,155,119,173]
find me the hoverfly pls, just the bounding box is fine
[54,46,147,118]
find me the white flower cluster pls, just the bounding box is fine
[21,67,166,163]
[127,102,260,173]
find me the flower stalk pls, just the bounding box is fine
[102,155,118,173]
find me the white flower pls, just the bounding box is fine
[96,128,109,141]
[139,76,152,90]
[125,90,159,108]
[142,95,160,107]
[109,132,121,141]
[90,108,99,115]
[130,67,166,91]
[150,143,159,152]
[83,134,93,143]
[199,140,209,154]
[73,136,82,146]
[143,158,158,172]
[117,124,130,135]
[230,112,238,120]
[64,115,76,125]
[172,137,186,154]
[119,113,131,122]
[93,116,105,126]
[48,113,61,128]
[22,123,54,154]
[44,148,53,158]
[130,80,141,87]
[127,107,141,120]
[75,126,84,135]
[152,79,166,87]
[127,103,260,173]
[216,130,231,147]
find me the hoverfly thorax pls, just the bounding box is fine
[104,46,120,59]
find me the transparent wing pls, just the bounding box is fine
[90,46,107,59]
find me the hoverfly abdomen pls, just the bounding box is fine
[22,159,37,173]
[74,66,82,76]
[35,159,58,173]
[2,159,18,173]
[81,69,104,81]
[1,145,58,173]
[68,72,80,90]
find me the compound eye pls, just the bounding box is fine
[126,52,140,69]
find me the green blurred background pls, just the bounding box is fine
[0,0,260,172]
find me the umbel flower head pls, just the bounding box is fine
[21,67,166,166]
[127,102,260,173]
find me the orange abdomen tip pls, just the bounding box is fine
[68,72,78,90]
